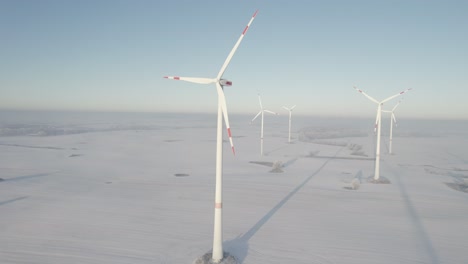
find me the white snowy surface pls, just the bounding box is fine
[1,111,467,264]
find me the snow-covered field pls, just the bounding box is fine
[1,111,467,264]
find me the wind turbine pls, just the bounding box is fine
[382,99,402,155]
[282,105,296,143]
[164,10,258,263]
[251,94,278,156]
[353,86,411,181]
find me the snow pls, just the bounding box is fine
[1,111,467,264]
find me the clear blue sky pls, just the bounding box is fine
[1,0,467,119]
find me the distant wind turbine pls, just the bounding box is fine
[282,105,296,143]
[353,86,411,181]
[164,10,258,263]
[382,99,403,155]
[251,94,278,156]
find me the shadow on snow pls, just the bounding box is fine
[224,146,346,263]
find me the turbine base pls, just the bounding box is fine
[193,252,238,264]
[367,175,391,184]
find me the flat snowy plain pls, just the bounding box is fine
[1,111,467,264]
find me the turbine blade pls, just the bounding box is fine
[290,105,297,110]
[353,86,379,104]
[216,10,258,80]
[251,111,262,122]
[264,110,278,115]
[215,83,235,155]
[164,76,215,84]
[392,113,398,127]
[258,94,263,109]
[392,99,402,111]
[381,88,412,104]
[373,110,379,133]
[282,106,289,111]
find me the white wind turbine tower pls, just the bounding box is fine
[282,105,296,143]
[382,99,402,155]
[251,94,278,156]
[353,86,411,181]
[164,10,258,263]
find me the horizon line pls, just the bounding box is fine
[0,108,467,121]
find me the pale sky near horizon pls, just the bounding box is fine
[1,0,467,119]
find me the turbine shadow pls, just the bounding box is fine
[0,196,29,206]
[354,169,363,183]
[0,143,63,150]
[224,146,345,263]
[282,157,298,168]
[388,162,441,264]
[3,172,54,183]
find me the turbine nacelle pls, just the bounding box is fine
[219,79,232,87]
